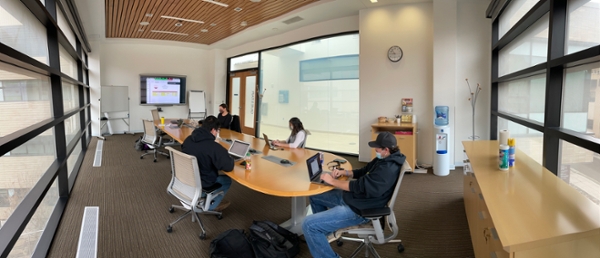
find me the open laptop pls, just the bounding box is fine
[262,133,277,150]
[228,139,251,161]
[306,153,332,185]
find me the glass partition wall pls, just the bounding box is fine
[256,33,360,154]
[490,0,600,204]
[0,0,91,256]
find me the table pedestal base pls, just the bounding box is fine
[280,196,312,235]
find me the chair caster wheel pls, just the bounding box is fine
[397,243,405,253]
[140,156,143,159]
[336,240,343,247]
[168,207,174,213]
[216,214,223,220]
[153,159,157,162]
[199,233,207,240]
[167,226,172,233]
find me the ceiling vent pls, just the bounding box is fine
[282,16,304,25]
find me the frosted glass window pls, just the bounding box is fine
[498,73,546,123]
[59,44,77,79]
[566,0,600,55]
[64,113,80,146]
[562,62,600,139]
[259,34,359,154]
[499,0,540,38]
[67,140,82,177]
[56,3,77,49]
[62,82,79,112]
[230,53,259,71]
[559,140,600,205]
[0,0,49,64]
[499,13,549,77]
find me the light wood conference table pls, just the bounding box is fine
[155,119,352,234]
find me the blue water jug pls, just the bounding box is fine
[435,106,449,126]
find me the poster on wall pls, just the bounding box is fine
[279,90,289,103]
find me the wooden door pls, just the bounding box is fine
[229,70,258,135]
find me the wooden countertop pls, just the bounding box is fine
[463,140,600,252]
[154,119,352,197]
[371,122,416,129]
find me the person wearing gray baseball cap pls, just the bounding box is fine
[303,131,406,258]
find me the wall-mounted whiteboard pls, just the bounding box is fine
[189,90,206,113]
[101,85,129,112]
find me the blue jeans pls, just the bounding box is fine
[303,190,370,258]
[201,175,232,210]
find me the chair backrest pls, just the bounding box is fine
[382,161,411,241]
[230,115,241,133]
[297,130,307,148]
[165,146,203,207]
[151,109,160,121]
[142,120,158,144]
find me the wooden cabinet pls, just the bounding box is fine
[463,141,600,258]
[371,123,416,167]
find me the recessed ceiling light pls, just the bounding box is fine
[203,0,228,7]
[145,13,153,17]
[175,22,183,27]
[210,23,216,26]
[250,0,261,2]
[201,29,208,32]
[138,29,144,32]
[194,34,199,37]
[234,7,243,12]
[161,15,204,24]
[240,21,247,26]
[140,21,150,26]
[150,30,188,36]
[370,0,377,2]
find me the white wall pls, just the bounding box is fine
[359,3,435,163]
[96,40,212,133]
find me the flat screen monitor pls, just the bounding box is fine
[140,75,186,105]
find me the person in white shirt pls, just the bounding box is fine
[273,117,306,148]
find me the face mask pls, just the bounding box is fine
[376,151,383,159]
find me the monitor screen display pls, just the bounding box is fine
[140,75,186,105]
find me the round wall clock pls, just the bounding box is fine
[388,46,403,62]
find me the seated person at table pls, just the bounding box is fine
[302,132,405,258]
[182,116,234,212]
[217,103,232,129]
[273,117,306,148]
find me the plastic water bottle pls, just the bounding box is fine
[245,152,252,170]
[434,106,449,126]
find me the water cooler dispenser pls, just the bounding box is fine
[434,106,450,176]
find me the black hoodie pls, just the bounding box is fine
[181,127,234,188]
[343,150,406,215]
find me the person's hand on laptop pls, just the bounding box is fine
[321,173,335,184]
[331,168,345,178]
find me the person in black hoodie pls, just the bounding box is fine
[182,116,234,212]
[302,132,406,258]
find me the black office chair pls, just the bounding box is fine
[230,115,241,133]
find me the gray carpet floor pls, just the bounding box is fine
[48,134,474,258]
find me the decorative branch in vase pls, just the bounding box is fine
[466,78,482,141]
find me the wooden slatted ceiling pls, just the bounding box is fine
[105,0,319,45]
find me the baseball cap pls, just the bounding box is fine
[368,132,397,149]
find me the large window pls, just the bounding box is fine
[0,0,91,255]
[0,62,52,137]
[566,0,600,55]
[258,34,359,154]
[0,0,49,64]
[491,0,600,204]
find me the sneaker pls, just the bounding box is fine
[214,200,231,212]
[327,230,343,243]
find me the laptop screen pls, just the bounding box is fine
[229,140,250,157]
[306,153,322,179]
[263,133,273,148]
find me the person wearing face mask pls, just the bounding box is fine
[302,132,406,258]
[182,116,234,212]
[273,117,306,148]
[217,103,232,130]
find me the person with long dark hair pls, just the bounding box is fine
[217,103,232,129]
[273,117,306,148]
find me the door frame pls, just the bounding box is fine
[227,68,259,136]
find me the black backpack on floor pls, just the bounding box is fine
[209,229,255,258]
[249,220,300,258]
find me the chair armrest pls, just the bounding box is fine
[359,207,391,218]
[202,183,222,193]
